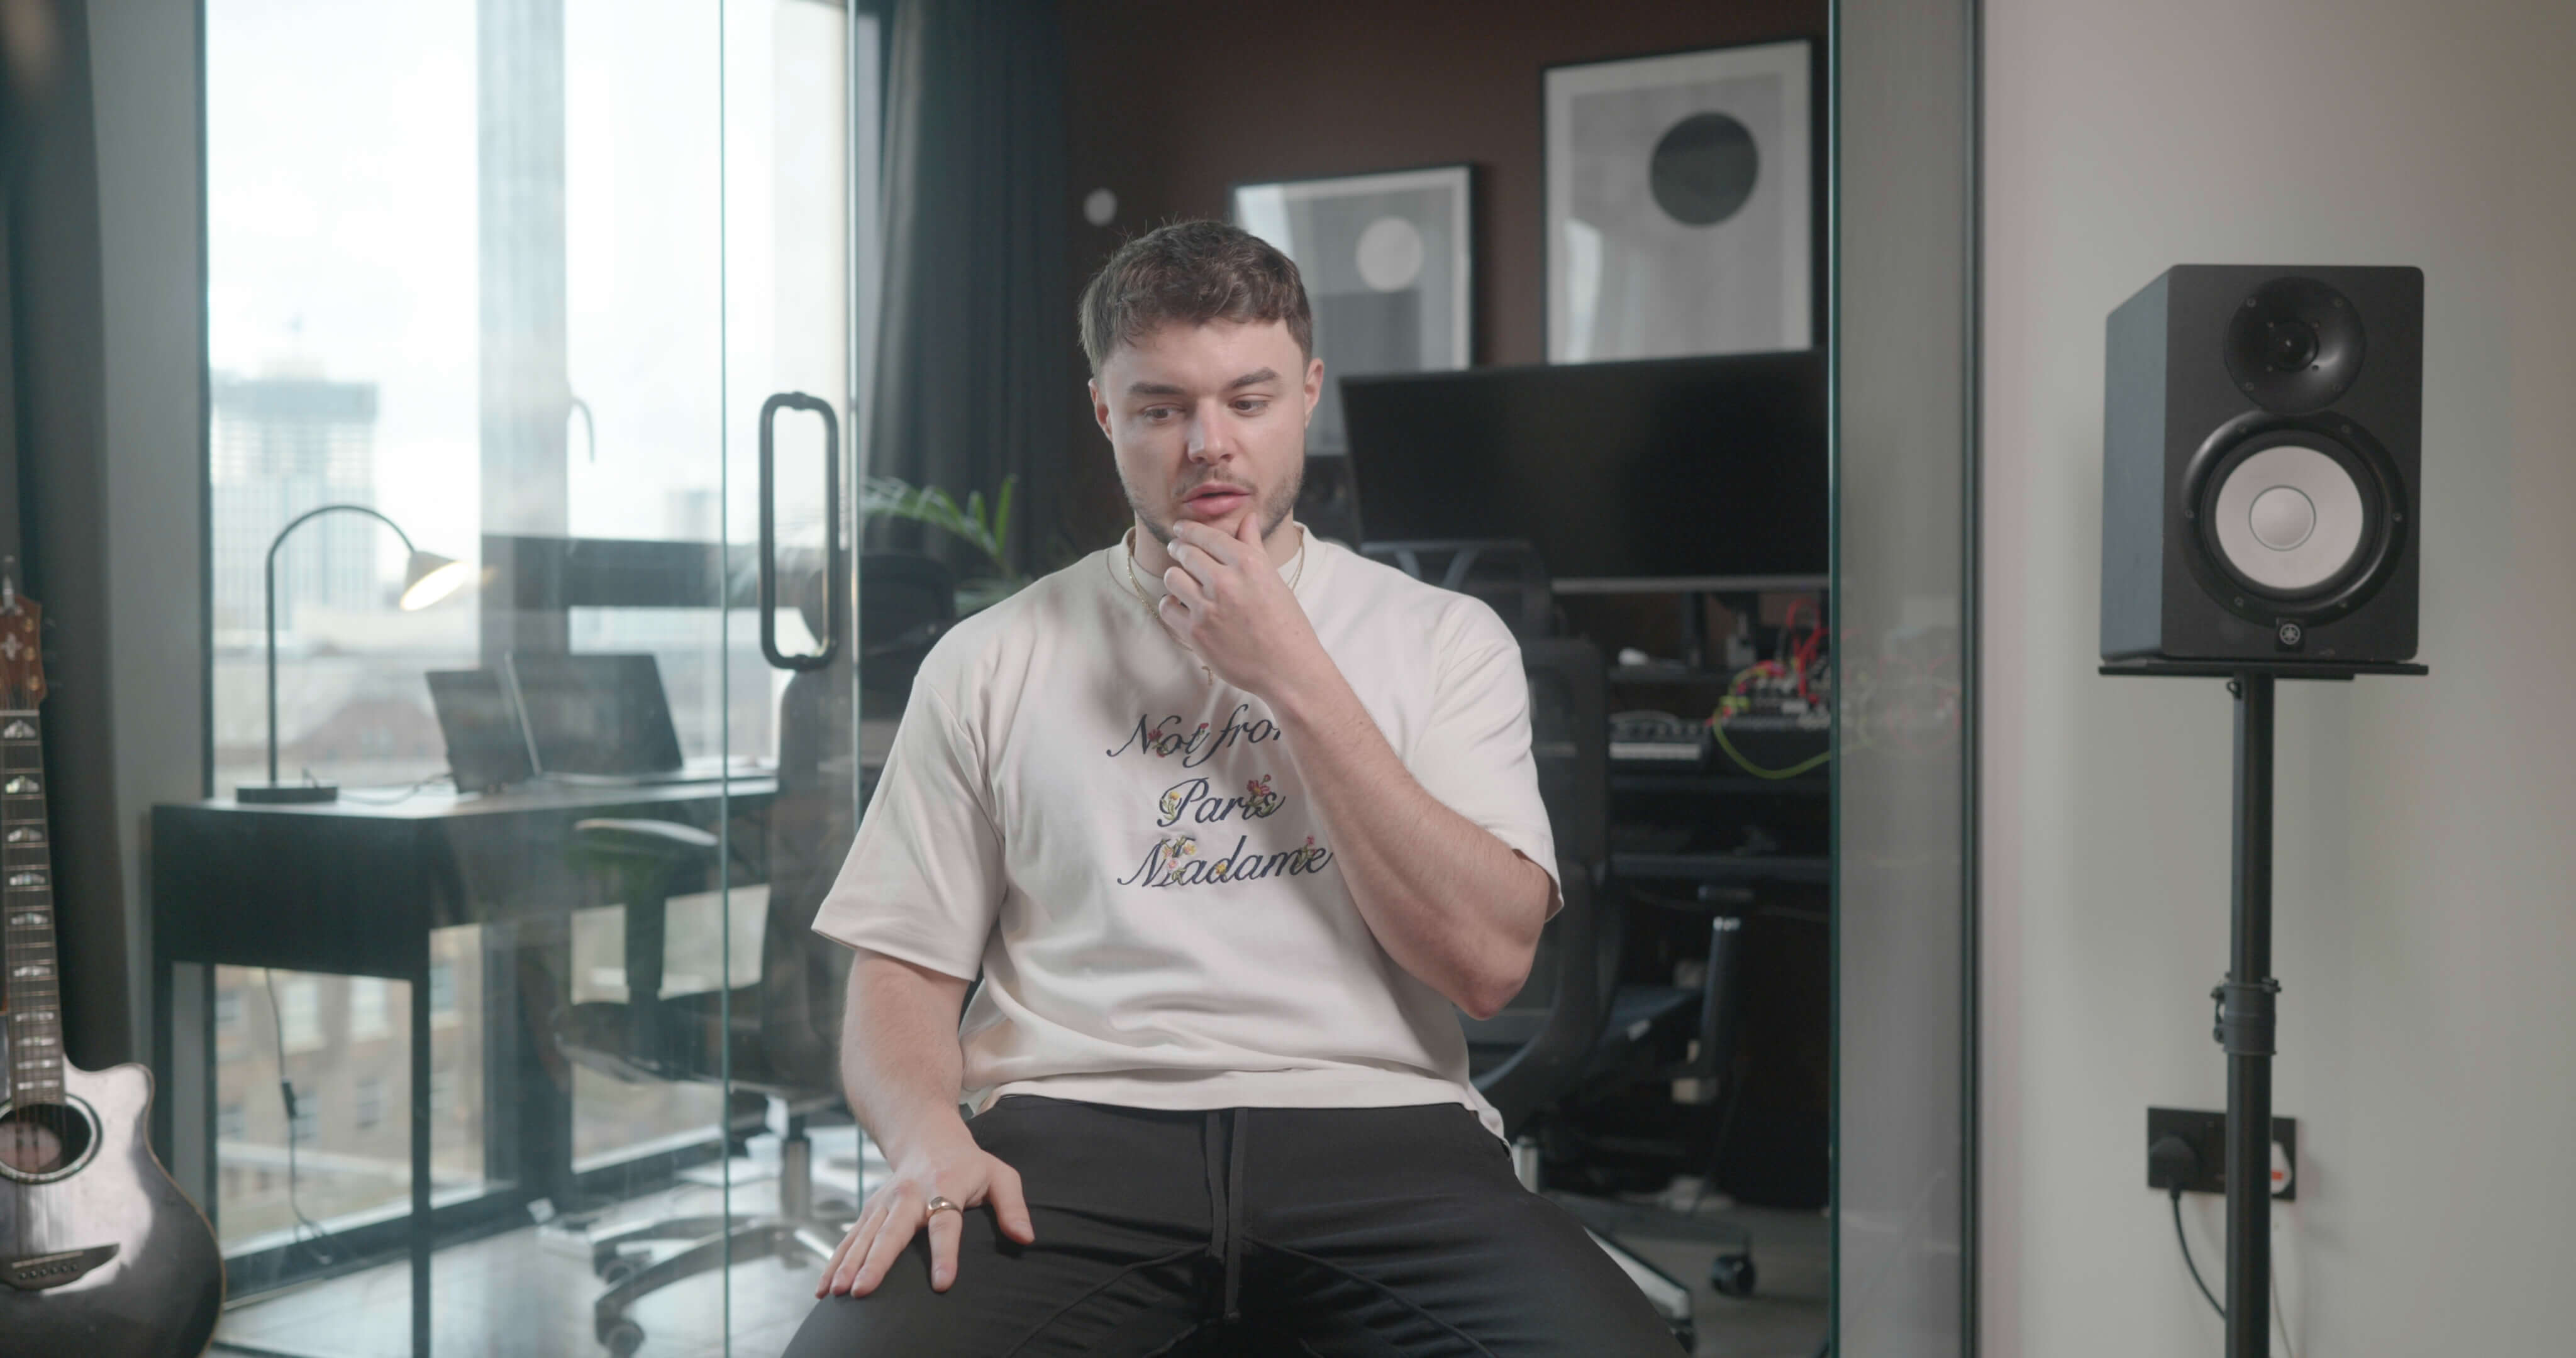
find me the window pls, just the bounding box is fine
[428,961,457,1029]
[198,1,878,1328]
[348,976,391,1041]
[218,1101,247,1142]
[277,976,323,1053]
[216,988,245,1038]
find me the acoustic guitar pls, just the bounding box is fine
[0,571,225,1354]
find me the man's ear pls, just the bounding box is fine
[1302,356,1325,417]
[1089,378,1113,439]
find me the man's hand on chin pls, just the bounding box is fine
[1158,513,1330,702]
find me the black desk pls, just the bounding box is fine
[150,778,776,1357]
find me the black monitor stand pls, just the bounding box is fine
[2103,658,2424,1358]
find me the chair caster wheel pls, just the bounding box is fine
[596,1254,641,1286]
[599,1318,646,1355]
[1709,1250,1757,1298]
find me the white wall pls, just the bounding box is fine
[1981,1,2576,1354]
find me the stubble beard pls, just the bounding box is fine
[1125,454,1305,551]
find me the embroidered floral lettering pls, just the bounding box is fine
[1104,704,1282,769]
[1115,834,1334,889]
[1155,774,1287,828]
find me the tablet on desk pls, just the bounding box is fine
[426,668,537,793]
[503,651,765,787]
[505,651,685,777]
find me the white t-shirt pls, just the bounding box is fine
[809,530,1557,1137]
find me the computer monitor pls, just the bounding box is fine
[503,652,687,778]
[1339,351,1828,590]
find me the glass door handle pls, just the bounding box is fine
[758,392,841,671]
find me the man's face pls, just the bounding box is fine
[1090,318,1323,549]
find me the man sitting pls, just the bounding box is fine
[787,220,1676,1356]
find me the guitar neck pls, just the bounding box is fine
[1,709,61,1105]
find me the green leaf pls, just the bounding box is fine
[861,473,1024,588]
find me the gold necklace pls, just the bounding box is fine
[1121,526,1304,615]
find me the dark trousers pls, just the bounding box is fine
[785,1096,1682,1357]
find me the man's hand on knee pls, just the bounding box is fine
[816,1136,1036,1299]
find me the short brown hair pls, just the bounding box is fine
[1078,220,1313,374]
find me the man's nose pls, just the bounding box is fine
[1185,404,1234,463]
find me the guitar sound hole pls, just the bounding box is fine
[0,1100,95,1181]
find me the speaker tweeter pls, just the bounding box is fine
[2221,275,2367,413]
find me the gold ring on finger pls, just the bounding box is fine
[924,1195,962,1222]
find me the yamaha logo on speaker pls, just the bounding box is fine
[2101,265,2422,665]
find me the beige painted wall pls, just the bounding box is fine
[1980,0,2576,1352]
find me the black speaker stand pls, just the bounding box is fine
[2101,657,2424,1358]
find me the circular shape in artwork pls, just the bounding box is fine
[1649,111,1760,226]
[1082,187,1118,227]
[1354,216,1426,292]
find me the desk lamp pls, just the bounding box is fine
[240,504,472,805]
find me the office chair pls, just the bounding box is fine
[1468,637,1619,1134]
[1461,636,1763,1350]
[553,808,853,1356]
[554,561,934,1355]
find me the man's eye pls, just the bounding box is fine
[1233,399,1269,414]
[1141,407,1177,422]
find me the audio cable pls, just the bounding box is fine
[262,968,345,1268]
[2157,1134,2296,1357]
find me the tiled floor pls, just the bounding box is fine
[210,1130,869,1358]
[211,1142,1826,1358]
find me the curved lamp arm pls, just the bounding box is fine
[261,503,457,788]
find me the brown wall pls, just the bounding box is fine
[1057,0,1826,535]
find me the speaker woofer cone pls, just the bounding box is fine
[2210,444,2365,592]
[2184,413,2406,622]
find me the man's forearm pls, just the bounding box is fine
[1267,666,1552,1018]
[840,951,976,1165]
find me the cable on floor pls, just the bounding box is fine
[262,968,345,1267]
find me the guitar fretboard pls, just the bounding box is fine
[2,709,61,1105]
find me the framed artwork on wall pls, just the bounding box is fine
[1546,38,1814,363]
[1231,164,1474,461]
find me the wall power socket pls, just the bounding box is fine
[2145,1107,2297,1201]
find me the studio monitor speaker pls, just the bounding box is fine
[2101,265,2421,663]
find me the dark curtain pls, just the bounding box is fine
[868,0,1072,579]
[3,0,139,1068]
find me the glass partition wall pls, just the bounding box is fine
[180,5,1993,1354]
[196,3,874,1352]
[1831,0,1980,1352]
